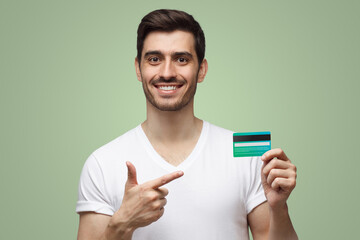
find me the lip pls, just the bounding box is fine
[154,83,184,95]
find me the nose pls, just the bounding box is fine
[159,59,177,80]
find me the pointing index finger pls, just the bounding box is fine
[146,171,184,189]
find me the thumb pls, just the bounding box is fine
[125,161,138,189]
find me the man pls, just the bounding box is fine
[76,9,298,240]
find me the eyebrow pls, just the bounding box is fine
[144,51,194,59]
[173,51,193,58]
[144,51,162,58]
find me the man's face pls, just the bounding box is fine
[135,30,207,111]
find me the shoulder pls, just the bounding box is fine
[205,121,234,144]
[204,121,263,172]
[79,125,141,194]
[90,125,141,165]
[207,122,234,134]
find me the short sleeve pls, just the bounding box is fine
[245,157,267,214]
[76,154,115,216]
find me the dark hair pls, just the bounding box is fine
[137,9,205,65]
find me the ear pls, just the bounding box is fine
[197,59,208,83]
[135,57,142,82]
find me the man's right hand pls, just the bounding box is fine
[102,161,184,240]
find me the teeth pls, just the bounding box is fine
[159,86,177,90]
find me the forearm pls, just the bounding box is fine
[268,204,298,240]
[100,220,134,240]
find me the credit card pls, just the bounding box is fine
[233,132,271,157]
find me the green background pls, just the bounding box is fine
[1,0,359,239]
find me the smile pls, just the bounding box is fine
[155,84,183,91]
[159,86,177,90]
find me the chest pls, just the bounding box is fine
[151,139,198,166]
[131,156,251,239]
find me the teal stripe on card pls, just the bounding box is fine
[233,131,270,136]
[233,145,271,157]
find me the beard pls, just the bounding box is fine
[141,76,198,112]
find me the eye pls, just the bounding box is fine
[177,57,188,63]
[149,57,160,62]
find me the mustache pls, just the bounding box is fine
[151,77,185,85]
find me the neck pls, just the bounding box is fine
[141,100,202,143]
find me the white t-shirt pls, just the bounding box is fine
[76,121,266,239]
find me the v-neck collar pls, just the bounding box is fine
[135,120,209,172]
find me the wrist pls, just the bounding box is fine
[103,218,135,240]
[269,202,289,217]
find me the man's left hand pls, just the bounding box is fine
[261,148,297,210]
